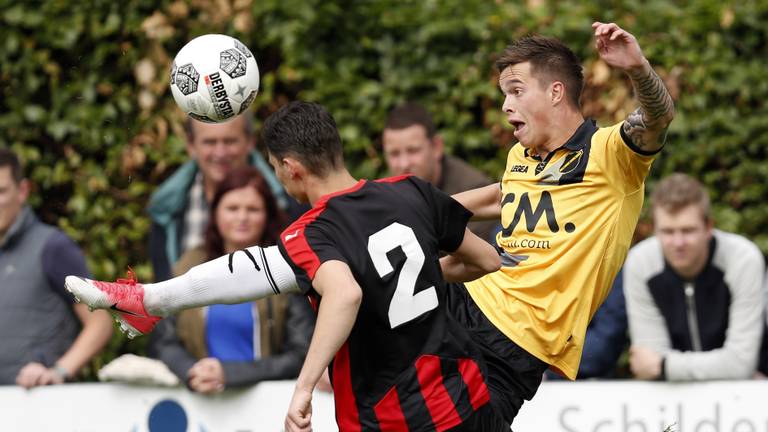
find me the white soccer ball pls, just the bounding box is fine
[170,34,260,123]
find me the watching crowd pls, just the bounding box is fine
[1,103,766,392]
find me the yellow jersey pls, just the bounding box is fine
[465,120,657,379]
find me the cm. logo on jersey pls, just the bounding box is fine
[501,191,576,237]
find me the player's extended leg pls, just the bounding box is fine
[65,245,299,338]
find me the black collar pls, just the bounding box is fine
[525,119,598,160]
[564,119,598,151]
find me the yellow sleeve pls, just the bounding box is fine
[593,122,658,193]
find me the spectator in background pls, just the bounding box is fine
[0,148,113,387]
[149,166,313,393]
[578,273,628,379]
[624,173,768,380]
[148,114,302,282]
[382,102,499,243]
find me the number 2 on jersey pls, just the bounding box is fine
[368,222,438,329]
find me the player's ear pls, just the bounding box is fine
[550,81,566,106]
[282,157,304,179]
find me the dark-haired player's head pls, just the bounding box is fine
[262,101,345,202]
[382,102,444,185]
[496,36,584,149]
[496,36,584,109]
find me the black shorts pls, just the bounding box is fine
[446,403,510,432]
[445,283,548,425]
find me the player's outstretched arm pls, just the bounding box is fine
[440,228,501,283]
[452,183,502,221]
[593,22,675,153]
[286,260,362,432]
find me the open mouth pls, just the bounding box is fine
[510,120,526,137]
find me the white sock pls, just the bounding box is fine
[143,245,299,316]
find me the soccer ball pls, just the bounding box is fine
[170,34,260,123]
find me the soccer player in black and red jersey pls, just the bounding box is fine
[68,101,506,432]
[268,102,505,432]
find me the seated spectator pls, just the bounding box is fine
[149,166,313,393]
[0,149,113,387]
[624,173,767,381]
[579,271,628,378]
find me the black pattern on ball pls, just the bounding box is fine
[233,39,253,58]
[170,62,177,85]
[176,63,199,95]
[220,48,247,79]
[188,112,216,123]
[238,90,257,115]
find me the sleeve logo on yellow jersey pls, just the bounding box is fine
[500,191,576,237]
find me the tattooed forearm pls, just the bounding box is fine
[623,65,675,151]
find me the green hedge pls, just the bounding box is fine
[2,0,766,376]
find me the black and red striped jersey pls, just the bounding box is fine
[278,175,491,431]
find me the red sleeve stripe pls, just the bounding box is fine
[280,207,324,279]
[281,180,367,280]
[373,386,409,431]
[457,358,491,410]
[333,342,361,432]
[375,174,412,184]
[415,355,463,431]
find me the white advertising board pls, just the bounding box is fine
[1,380,765,431]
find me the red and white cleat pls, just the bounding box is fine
[65,271,160,339]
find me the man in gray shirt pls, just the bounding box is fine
[624,173,767,380]
[0,149,113,386]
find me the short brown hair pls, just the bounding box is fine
[496,35,584,109]
[384,102,437,138]
[651,173,711,221]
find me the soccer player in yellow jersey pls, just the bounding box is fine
[442,21,675,422]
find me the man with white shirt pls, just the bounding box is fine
[624,173,767,380]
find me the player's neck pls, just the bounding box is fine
[306,170,359,206]
[534,110,584,159]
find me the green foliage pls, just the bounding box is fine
[1,0,767,378]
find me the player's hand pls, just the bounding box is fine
[629,345,663,380]
[16,362,64,388]
[284,388,313,432]
[187,358,226,394]
[592,22,648,73]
